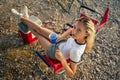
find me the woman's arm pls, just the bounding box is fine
[55,49,77,77]
[58,28,72,40]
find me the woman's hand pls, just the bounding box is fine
[57,28,73,40]
[57,34,62,40]
[55,49,77,77]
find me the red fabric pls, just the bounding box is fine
[95,8,109,31]
[18,30,37,44]
[43,55,70,73]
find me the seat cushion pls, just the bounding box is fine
[42,55,70,73]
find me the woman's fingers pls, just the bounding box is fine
[57,34,62,40]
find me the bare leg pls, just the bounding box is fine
[30,27,51,51]
[21,17,54,40]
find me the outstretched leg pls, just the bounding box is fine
[21,16,54,40]
[30,27,51,51]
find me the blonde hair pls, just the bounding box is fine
[76,17,96,52]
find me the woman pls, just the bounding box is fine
[21,16,96,77]
[12,6,96,77]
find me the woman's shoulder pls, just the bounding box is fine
[67,37,74,41]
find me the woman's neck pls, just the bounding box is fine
[76,38,86,44]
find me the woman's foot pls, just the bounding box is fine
[11,8,23,18]
[11,6,29,33]
[21,5,29,18]
[11,5,29,18]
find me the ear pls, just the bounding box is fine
[85,31,89,37]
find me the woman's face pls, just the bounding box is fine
[71,21,88,41]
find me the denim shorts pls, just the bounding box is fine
[46,39,66,59]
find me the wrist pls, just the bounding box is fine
[57,34,62,40]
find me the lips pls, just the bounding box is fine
[72,34,75,37]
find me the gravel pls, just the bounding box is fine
[0,0,120,80]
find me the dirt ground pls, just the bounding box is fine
[0,0,120,80]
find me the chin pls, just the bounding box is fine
[71,36,76,39]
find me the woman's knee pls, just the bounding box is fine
[36,26,42,33]
[55,50,64,61]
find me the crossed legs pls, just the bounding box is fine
[21,17,66,62]
[20,17,74,77]
[21,17,53,51]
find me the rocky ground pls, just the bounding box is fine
[0,0,120,80]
